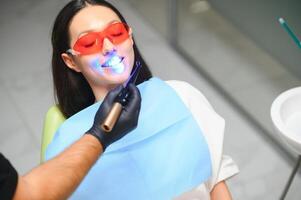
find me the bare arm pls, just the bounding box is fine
[210,181,232,200]
[12,84,141,200]
[13,134,102,200]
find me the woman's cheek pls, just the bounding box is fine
[123,46,135,69]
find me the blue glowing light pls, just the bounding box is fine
[105,55,121,66]
[90,54,125,75]
[91,59,105,75]
[110,62,125,74]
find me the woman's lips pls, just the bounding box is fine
[101,56,124,68]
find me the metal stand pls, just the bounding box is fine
[167,0,178,47]
[280,155,301,200]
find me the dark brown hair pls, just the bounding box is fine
[51,0,152,118]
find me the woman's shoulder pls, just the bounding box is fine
[164,80,238,191]
[165,80,214,110]
[164,79,225,135]
[165,81,225,155]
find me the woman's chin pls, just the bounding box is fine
[104,70,131,84]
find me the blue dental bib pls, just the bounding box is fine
[46,77,211,199]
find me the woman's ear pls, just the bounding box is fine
[129,27,134,45]
[61,53,81,72]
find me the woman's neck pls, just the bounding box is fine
[90,84,117,102]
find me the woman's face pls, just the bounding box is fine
[63,5,135,90]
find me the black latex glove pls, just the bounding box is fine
[86,83,141,151]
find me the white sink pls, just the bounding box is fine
[271,87,301,155]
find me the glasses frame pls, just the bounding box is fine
[66,22,130,56]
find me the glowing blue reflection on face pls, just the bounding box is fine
[90,54,125,75]
[91,59,105,75]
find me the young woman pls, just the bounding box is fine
[46,0,239,199]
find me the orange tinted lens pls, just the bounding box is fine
[73,32,102,55]
[105,23,129,45]
[72,23,129,55]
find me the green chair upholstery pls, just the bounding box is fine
[41,105,66,162]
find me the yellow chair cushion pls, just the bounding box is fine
[41,105,66,162]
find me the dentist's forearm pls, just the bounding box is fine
[13,134,102,200]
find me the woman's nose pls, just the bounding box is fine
[102,38,115,55]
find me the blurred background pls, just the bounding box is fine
[1,0,301,199]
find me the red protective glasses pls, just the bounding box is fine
[68,22,130,55]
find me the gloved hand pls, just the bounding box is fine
[86,83,141,151]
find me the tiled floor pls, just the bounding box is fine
[0,0,300,199]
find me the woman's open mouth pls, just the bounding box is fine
[90,53,126,75]
[102,56,124,68]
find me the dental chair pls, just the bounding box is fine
[41,105,66,162]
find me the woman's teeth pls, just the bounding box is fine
[102,56,124,68]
